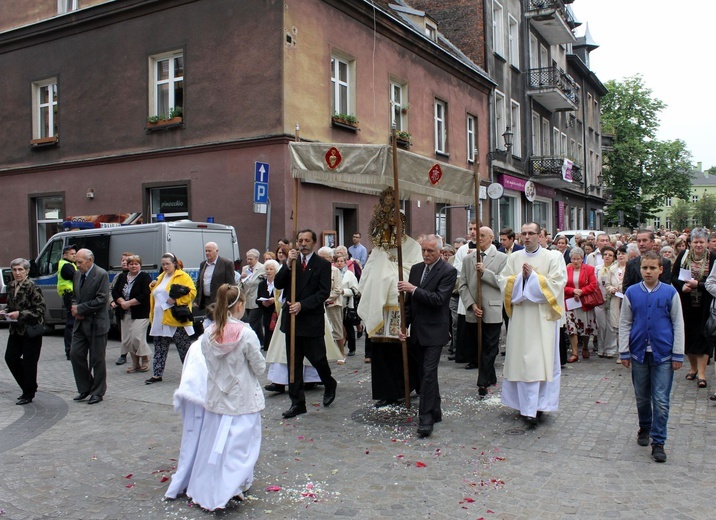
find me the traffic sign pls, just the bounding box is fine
[255,162,270,182]
[254,182,268,204]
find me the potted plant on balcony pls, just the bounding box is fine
[392,130,412,149]
[331,113,359,131]
[146,106,183,130]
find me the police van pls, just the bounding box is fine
[30,221,240,326]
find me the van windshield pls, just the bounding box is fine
[36,239,63,276]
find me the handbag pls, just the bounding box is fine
[705,298,716,337]
[344,305,361,326]
[581,288,605,311]
[171,304,193,323]
[25,323,46,339]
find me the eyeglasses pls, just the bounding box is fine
[520,231,538,236]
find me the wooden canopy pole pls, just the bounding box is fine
[392,127,411,410]
[289,123,300,385]
[474,143,483,374]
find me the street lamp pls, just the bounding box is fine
[488,126,514,161]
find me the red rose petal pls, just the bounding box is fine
[124,473,133,479]
[160,476,169,483]
[415,461,426,467]
[266,485,282,492]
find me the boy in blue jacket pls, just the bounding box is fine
[619,251,684,463]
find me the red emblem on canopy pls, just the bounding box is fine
[428,164,443,185]
[325,147,342,170]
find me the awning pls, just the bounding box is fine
[289,142,476,205]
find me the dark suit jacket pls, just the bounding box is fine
[671,250,716,325]
[274,253,331,337]
[498,243,525,254]
[404,258,457,347]
[623,255,672,293]
[111,271,151,320]
[196,256,235,309]
[72,264,110,336]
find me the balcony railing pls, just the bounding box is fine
[527,66,580,111]
[525,0,577,45]
[530,156,583,188]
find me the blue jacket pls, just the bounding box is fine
[620,282,684,364]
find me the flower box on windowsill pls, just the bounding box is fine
[30,136,59,147]
[331,116,359,132]
[391,133,412,150]
[145,117,183,132]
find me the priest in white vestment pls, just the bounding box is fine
[498,222,567,424]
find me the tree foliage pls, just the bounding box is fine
[601,75,693,228]
[669,200,691,232]
[693,193,716,229]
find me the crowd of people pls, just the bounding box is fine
[3,218,715,510]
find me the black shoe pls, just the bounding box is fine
[710,393,716,401]
[282,405,307,418]
[478,386,488,397]
[637,428,650,446]
[73,392,90,401]
[416,423,433,438]
[347,351,356,357]
[357,329,363,339]
[374,399,397,408]
[303,383,318,390]
[66,354,71,360]
[115,355,127,366]
[522,415,538,427]
[536,411,544,421]
[464,363,478,370]
[88,395,103,405]
[447,355,456,361]
[323,383,337,407]
[145,377,162,385]
[16,397,33,405]
[652,444,667,463]
[264,383,285,393]
[500,351,506,356]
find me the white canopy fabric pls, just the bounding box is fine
[289,142,476,205]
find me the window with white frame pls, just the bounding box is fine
[529,34,539,69]
[570,138,576,160]
[58,0,78,14]
[495,91,506,149]
[693,194,699,204]
[390,81,407,131]
[508,15,519,67]
[331,55,353,116]
[466,114,476,163]
[587,93,594,128]
[654,217,661,229]
[434,99,447,154]
[510,100,521,157]
[560,133,567,158]
[665,196,672,207]
[532,111,540,155]
[666,218,671,229]
[492,1,505,57]
[542,118,550,155]
[589,150,594,176]
[425,21,437,41]
[577,142,583,163]
[32,78,58,139]
[552,127,560,156]
[149,51,184,118]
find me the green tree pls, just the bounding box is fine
[693,193,716,228]
[601,75,693,228]
[669,199,691,232]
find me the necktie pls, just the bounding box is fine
[420,264,431,286]
[301,256,307,271]
[80,273,86,287]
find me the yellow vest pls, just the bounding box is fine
[57,259,76,296]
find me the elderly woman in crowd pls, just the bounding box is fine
[336,254,360,356]
[660,246,676,263]
[673,227,715,388]
[146,253,196,385]
[256,259,280,351]
[112,254,152,373]
[595,246,618,358]
[564,247,598,363]
[2,258,47,405]
[318,246,346,363]
[626,243,640,261]
[605,245,629,364]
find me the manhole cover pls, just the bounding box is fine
[504,428,526,435]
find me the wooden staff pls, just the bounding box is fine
[392,127,411,409]
[289,123,300,384]
[474,145,483,373]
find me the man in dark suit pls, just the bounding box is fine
[70,249,110,405]
[195,241,235,310]
[274,229,337,419]
[398,234,457,437]
[498,227,524,255]
[623,230,672,293]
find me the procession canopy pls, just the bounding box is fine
[289,142,475,205]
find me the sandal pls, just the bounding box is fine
[567,354,579,363]
[138,365,149,372]
[709,393,716,401]
[698,379,708,388]
[126,365,139,373]
[685,372,697,381]
[582,349,590,360]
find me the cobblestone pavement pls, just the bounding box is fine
[1,326,715,520]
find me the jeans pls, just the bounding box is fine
[631,352,674,446]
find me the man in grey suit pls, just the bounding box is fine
[459,227,508,396]
[195,241,235,310]
[398,234,457,438]
[70,249,110,405]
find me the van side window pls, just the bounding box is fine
[37,239,63,276]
